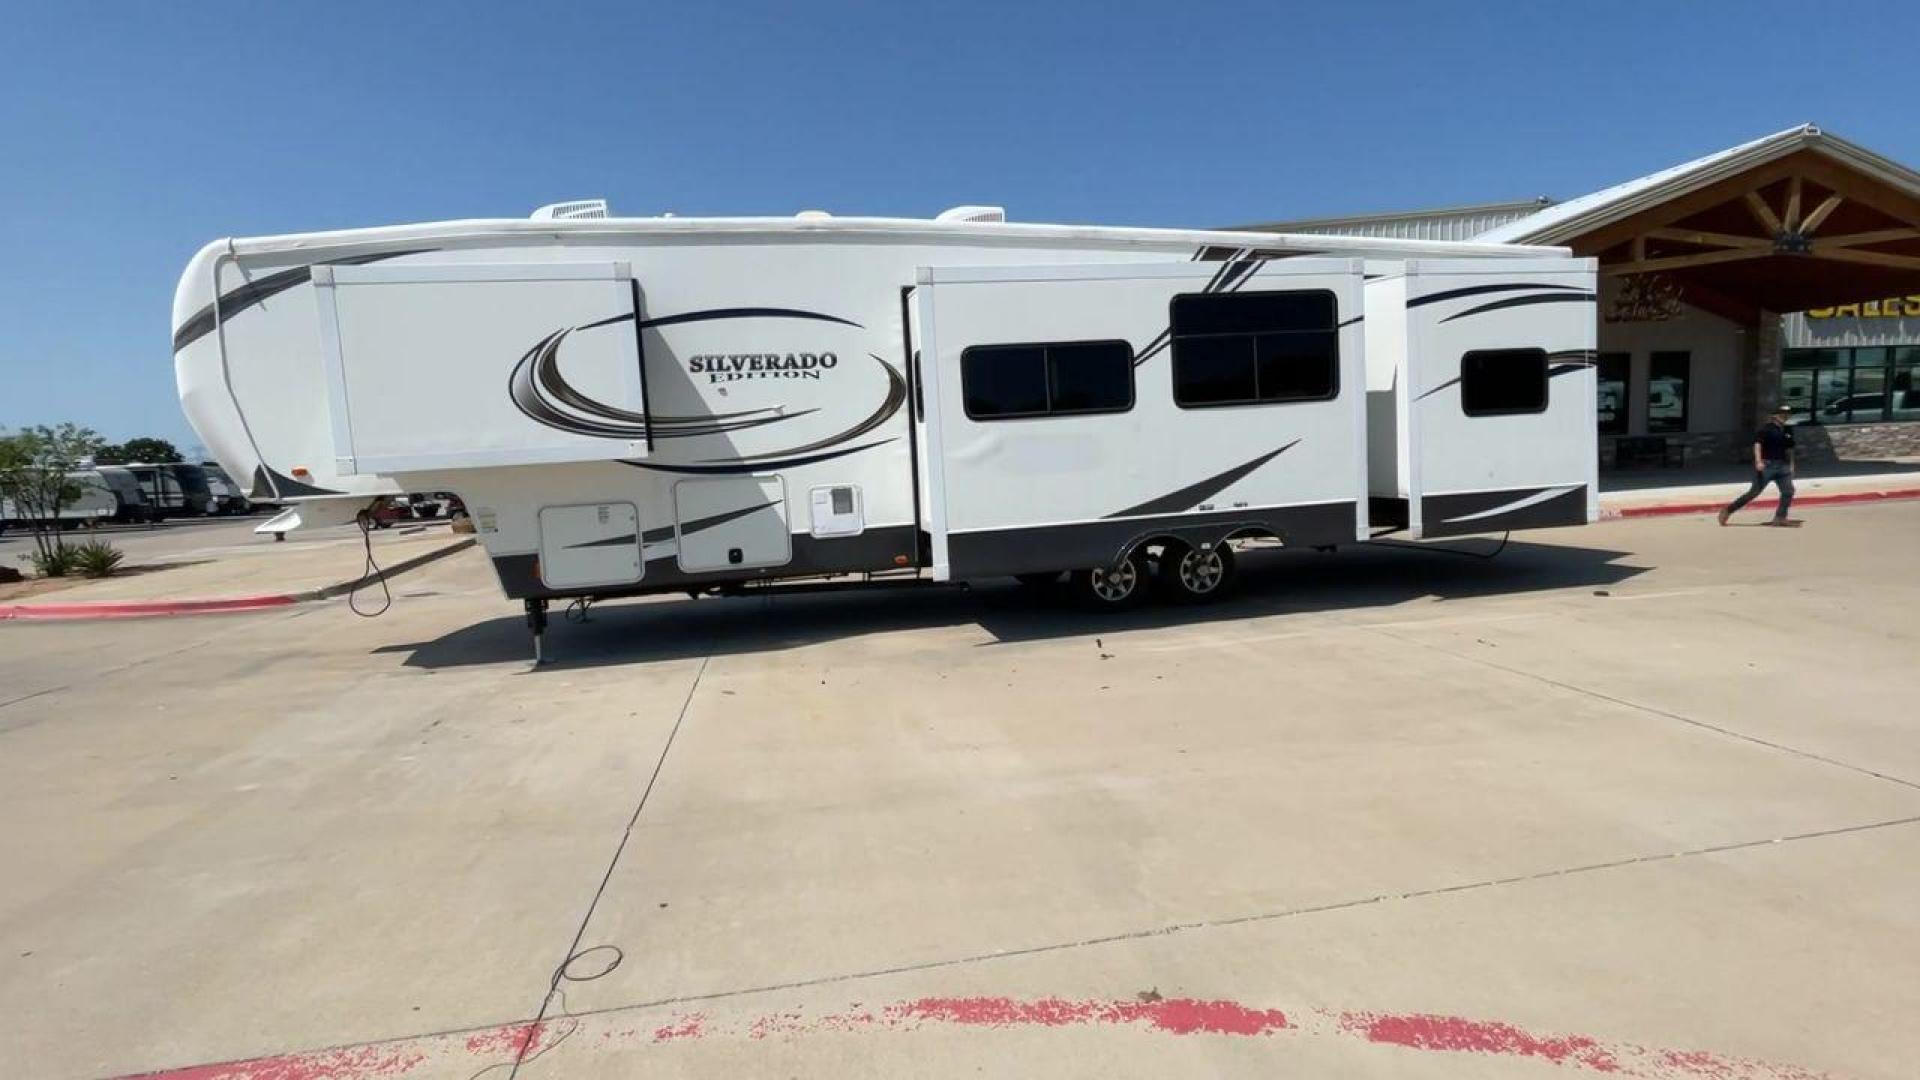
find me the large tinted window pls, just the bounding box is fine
[1460,349,1548,416]
[1170,290,1338,407]
[962,340,1133,420]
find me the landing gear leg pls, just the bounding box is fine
[525,598,550,667]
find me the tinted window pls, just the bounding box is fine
[1171,290,1338,408]
[1460,349,1549,416]
[962,340,1132,420]
[962,345,1048,418]
[1047,341,1133,414]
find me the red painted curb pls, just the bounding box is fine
[0,595,297,621]
[1607,485,1920,520]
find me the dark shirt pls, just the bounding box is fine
[1756,422,1794,463]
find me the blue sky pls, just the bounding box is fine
[2,1,1913,452]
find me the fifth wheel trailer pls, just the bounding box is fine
[172,205,1596,655]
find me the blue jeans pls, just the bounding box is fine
[1725,462,1795,520]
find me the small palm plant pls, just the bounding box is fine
[69,540,125,578]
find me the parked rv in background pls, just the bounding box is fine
[94,466,152,522]
[123,463,218,518]
[0,469,119,529]
[201,464,253,514]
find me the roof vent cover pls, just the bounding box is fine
[936,205,1006,223]
[531,199,611,221]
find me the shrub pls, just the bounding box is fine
[32,545,78,577]
[70,540,125,578]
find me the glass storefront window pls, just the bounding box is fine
[1814,367,1851,423]
[1784,348,1847,369]
[1779,370,1815,422]
[1893,364,1920,422]
[1846,365,1889,423]
[1596,353,1628,435]
[1647,351,1690,433]
[1782,346,1908,424]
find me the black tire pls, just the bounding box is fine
[1068,551,1150,610]
[1014,571,1065,589]
[1158,542,1237,604]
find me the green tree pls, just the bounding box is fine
[97,436,183,464]
[0,423,107,565]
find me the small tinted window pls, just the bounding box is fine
[1171,290,1338,407]
[1460,349,1549,416]
[962,345,1048,418]
[962,340,1133,419]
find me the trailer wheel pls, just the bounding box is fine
[1159,542,1236,604]
[1069,552,1148,610]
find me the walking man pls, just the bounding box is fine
[1719,405,1801,527]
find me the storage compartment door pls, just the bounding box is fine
[314,262,649,474]
[674,477,791,573]
[538,502,643,589]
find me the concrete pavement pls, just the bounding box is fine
[2,504,1917,1079]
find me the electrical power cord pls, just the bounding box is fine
[349,509,393,617]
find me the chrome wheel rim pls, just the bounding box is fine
[1178,549,1225,594]
[1090,562,1137,602]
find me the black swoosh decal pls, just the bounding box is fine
[564,500,785,550]
[1104,439,1301,519]
[715,354,904,461]
[618,438,897,475]
[1407,282,1589,309]
[579,307,866,333]
[638,500,782,544]
[565,533,639,550]
[171,249,432,352]
[1438,292,1596,324]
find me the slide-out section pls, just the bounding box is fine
[915,259,1369,581]
[311,262,649,475]
[1366,258,1598,540]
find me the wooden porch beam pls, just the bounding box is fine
[1784,176,1803,231]
[1744,191,1785,235]
[1798,193,1845,235]
[1644,227,1772,249]
[1602,247,1774,275]
[1815,247,1920,272]
[1813,226,1920,248]
[1569,156,1811,254]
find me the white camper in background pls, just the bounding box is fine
[173,205,1596,657]
[0,469,118,529]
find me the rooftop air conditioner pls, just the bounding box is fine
[530,199,611,221]
[935,205,1006,223]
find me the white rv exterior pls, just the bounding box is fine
[172,209,1596,626]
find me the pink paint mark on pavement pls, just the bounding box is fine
[125,1043,424,1080]
[887,995,1290,1036]
[461,1020,545,1057]
[123,996,1831,1080]
[651,1014,707,1042]
[1343,1010,1622,1073]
